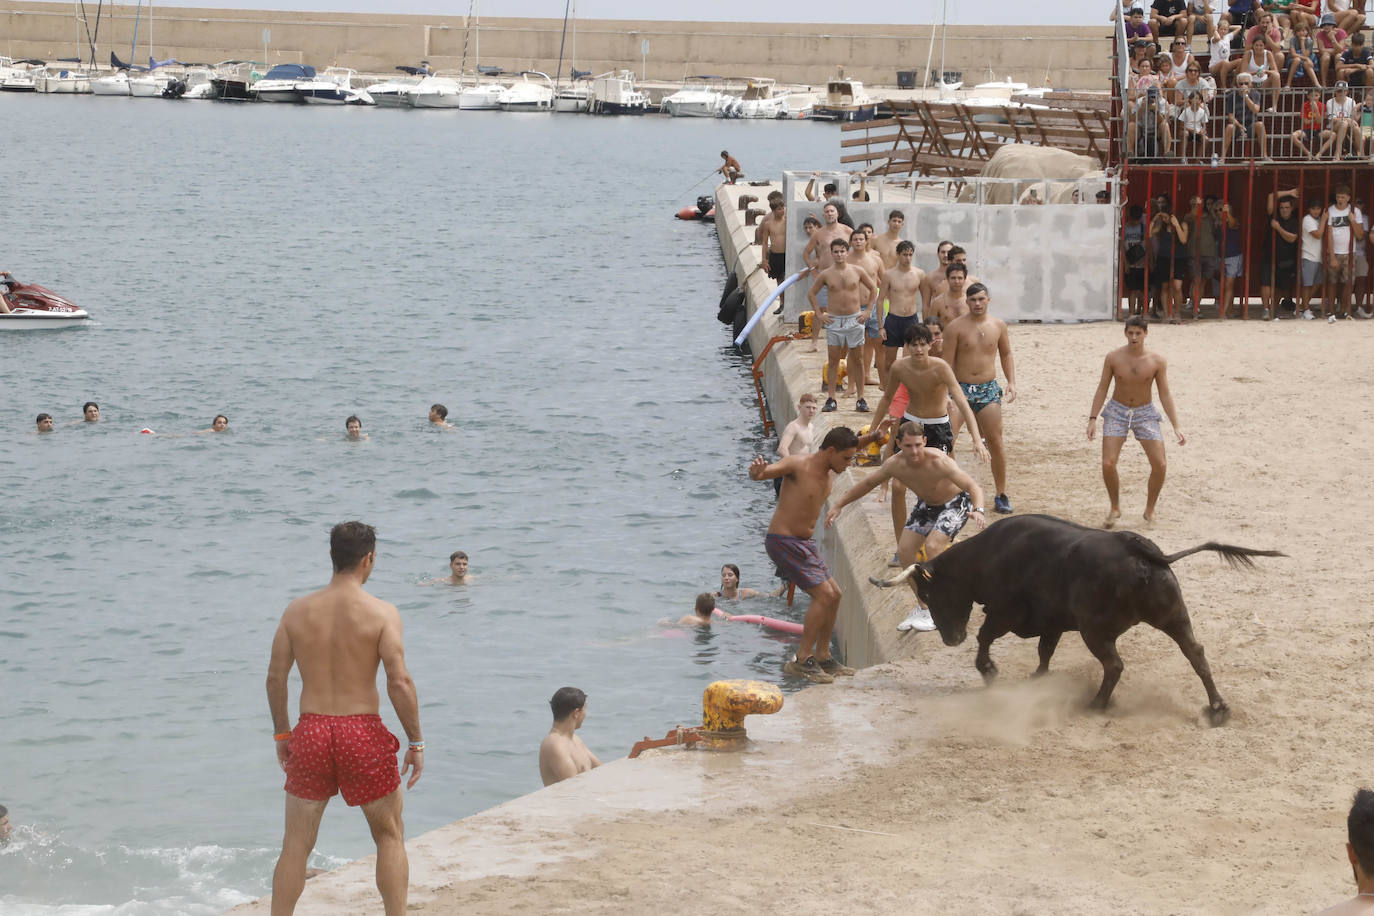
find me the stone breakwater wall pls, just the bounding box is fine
[2,2,1110,90]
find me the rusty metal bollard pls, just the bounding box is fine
[699,679,783,751]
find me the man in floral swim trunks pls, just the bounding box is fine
[1086,315,1187,528]
[267,521,424,915]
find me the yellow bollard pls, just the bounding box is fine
[699,679,784,751]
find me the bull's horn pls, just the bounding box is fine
[869,564,920,588]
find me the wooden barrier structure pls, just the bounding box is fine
[839,95,1114,183]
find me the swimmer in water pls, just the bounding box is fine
[345,415,368,440]
[68,401,100,426]
[423,551,472,585]
[676,593,717,627]
[714,564,761,599]
[196,414,229,434]
[428,404,453,429]
[35,413,53,433]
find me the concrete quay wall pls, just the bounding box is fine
[1,2,1112,90]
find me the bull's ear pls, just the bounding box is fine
[919,564,933,581]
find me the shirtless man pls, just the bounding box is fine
[267,521,423,916]
[35,413,53,433]
[428,404,452,429]
[877,241,926,380]
[1316,788,1374,916]
[539,687,602,785]
[749,423,891,682]
[81,402,100,423]
[810,239,877,413]
[1086,315,1186,527]
[803,204,854,354]
[848,228,886,390]
[446,550,470,583]
[929,263,971,325]
[825,421,987,632]
[944,283,1018,514]
[677,593,717,627]
[872,210,906,269]
[800,215,823,350]
[717,150,743,184]
[756,198,789,295]
[918,240,956,309]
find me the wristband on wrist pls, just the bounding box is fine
[274,731,292,742]
[408,741,425,751]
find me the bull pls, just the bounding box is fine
[870,515,1284,726]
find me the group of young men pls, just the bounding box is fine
[1122,0,1374,162]
[1129,184,1371,320]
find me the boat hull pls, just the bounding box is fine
[0,309,90,329]
[810,104,877,122]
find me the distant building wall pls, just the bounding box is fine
[0,2,1111,90]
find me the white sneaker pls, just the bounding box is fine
[897,606,937,632]
[1359,308,1373,319]
[1302,309,1316,320]
[1328,314,1338,323]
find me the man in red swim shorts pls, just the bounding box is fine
[266,521,424,916]
[749,421,891,683]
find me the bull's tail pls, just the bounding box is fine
[1160,542,1286,570]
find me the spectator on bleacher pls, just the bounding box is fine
[1221,0,1263,32]
[1300,198,1328,319]
[1224,35,1282,106]
[1260,188,1302,319]
[1359,88,1374,154]
[1175,60,1219,104]
[1288,24,1324,86]
[1177,88,1212,158]
[1188,0,1218,33]
[1123,205,1149,317]
[1315,14,1350,86]
[1152,0,1193,40]
[1323,81,1359,156]
[1157,54,1181,87]
[1129,58,1174,155]
[1221,72,1271,158]
[1150,199,1190,319]
[1245,11,1286,56]
[1127,8,1157,43]
[1167,37,1197,76]
[1267,0,1299,30]
[1217,200,1247,319]
[1290,0,1323,32]
[1293,87,1329,154]
[1336,33,1374,90]
[1210,24,1243,82]
[1186,197,1221,311]
[1325,0,1365,36]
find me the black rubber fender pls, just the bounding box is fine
[717,287,745,324]
[718,270,739,310]
[730,299,748,343]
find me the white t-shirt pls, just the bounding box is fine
[1209,33,1234,62]
[1355,208,1369,261]
[1329,204,1354,254]
[1328,96,1357,122]
[1178,106,1208,131]
[1328,0,1350,13]
[1302,213,1324,261]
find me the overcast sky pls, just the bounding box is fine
[143,0,1092,27]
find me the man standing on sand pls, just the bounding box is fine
[539,687,602,786]
[929,263,972,325]
[750,423,891,682]
[848,228,886,391]
[919,240,955,309]
[267,521,424,916]
[825,422,987,632]
[810,239,877,414]
[872,210,906,269]
[1086,315,1185,527]
[1316,788,1374,915]
[944,283,1018,514]
[877,241,926,380]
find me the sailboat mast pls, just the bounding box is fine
[939,0,947,87]
[130,0,141,64]
[554,0,571,94]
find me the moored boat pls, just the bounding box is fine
[811,76,877,122]
[588,70,648,115]
[251,63,315,103]
[497,71,553,111]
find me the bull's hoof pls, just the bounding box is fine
[976,664,998,684]
[1206,702,1231,727]
[1031,666,1051,678]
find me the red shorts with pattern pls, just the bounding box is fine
[284,713,401,806]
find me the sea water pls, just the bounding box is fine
[0,94,837,912]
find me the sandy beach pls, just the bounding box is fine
[230,317,1374,914]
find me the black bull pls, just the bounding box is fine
[870,515,1284,726]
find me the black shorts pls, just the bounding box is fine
[882,312,921,348]
[904,418,954,454]
[1125,267,1145,291]
[768,251,786,281]
[1260,262,1297,288]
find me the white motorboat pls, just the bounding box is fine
[0,59,43,92]
[129,71,173,97]
[661,76,732,118]
[497,71,553,111]
[588,70,648,115]
[458,79,505,110]
[36,64,92,94]
[179,66,216,99]
[297,66,371,105]
[553,82,590,113]
[251,63,315,103]
[368,66,426,107]
[811,76,877,122]
[408,74,465,109]
[208,59,264,100]
[718,77,788,119]
[0,273,90,330]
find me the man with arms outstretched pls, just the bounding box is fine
[750,423,891,682]
[825,422,986,632]
[267,521,424,916]
[1087,315,1185,527]
[944,283,1018,514]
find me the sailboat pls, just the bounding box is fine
[552,0,589,113]
[455,0,507,110]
